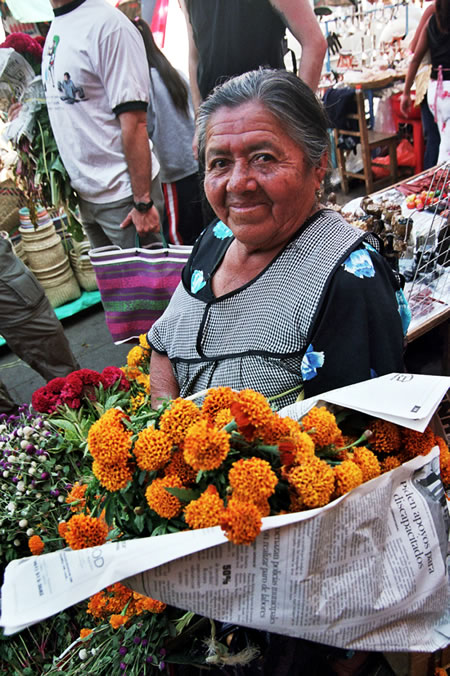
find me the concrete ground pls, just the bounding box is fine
[0,302,132,407]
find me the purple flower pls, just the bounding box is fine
[159,662,166,671]
[119,646,127,656]
[50,489,60,497]
[120,663,127,671]
[133,637,141,645]
[159,649,166,657]
[40,472,49,480]
[0,414,6,421]
[26,444,35,454]
[146,656,153,664]
[140,639,148,647]
[12,476,18,484]
[31,479,36,487]
[65,483,73,490]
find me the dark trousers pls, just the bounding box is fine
[421,98,440,169]
[162,172,205,246]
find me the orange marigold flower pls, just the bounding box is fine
[401,426,435,458]
[92,459,134,492]
[164,448,197,484]
[253,497,271,517]
[139,333,151,350]
[350,447,381,482]
[220,498,262,545]
[80,628,93,639]
[436,436,450,486]
[159,398,201,446]
[28,534,44,555]
[301,407,342,447]
[214,408,233,429]
[183,419,230,471]
[145,475,183,519]
[58,521,68,538]
[280,430,316,467]
[369,419,401,454]
[228,457,278,502]
[133,427,172,472]
[201,387,239,425]
[380,456,402,473]
[66,482,88,512]
[230,389,273,442]
[110,614,128,629]
[127,345,144,368]
[132,592,166,615]
[88,408,132,465]
[184,485,225,529]
[333,460,363,497]
[64,514,109,550]
[288,458,335,508]
[289,491,304,513]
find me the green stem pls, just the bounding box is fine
[267,384,303,403]
[338,432,370,451]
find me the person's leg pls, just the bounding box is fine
[1,294,80,382]
[162,173,205,245]
[0,379,19,414]
[79,195,161,249]
[420,99,440,169]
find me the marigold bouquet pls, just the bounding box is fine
[21,364,449,672]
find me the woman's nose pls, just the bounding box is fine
[227,161,257,192]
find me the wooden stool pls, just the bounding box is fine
[333,87,398,194]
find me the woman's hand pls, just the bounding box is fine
[399,93,411,118]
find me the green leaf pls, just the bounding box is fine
[164,487,200,502]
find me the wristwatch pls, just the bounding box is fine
[133,199,154,213]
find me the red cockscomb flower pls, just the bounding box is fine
[101,366,130,392]
[31,377,67,413]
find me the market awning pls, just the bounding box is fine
[4,0,53,23]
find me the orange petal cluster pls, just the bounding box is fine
[183,419,230,471]
[201,387,238,425]
[127,345,144,368]
[110,614,128,629]
[184,485,225,529]
[288,459,335,508]
[381,456,402,473]
[220,498,262,545]
[369,419,401,454]
[401,426,436,458]
[133,427,172,472]
[230,389,274,442]
[350,447,381,482]
[436,435,450,486]
[64,514,109,550]
[92,459,134,492]
[145,475,183,518]
[333,460,363,497]
[28,534,45,556]
[301,407,342,447]
[164,448,197,484]
[159,398,201,446]
[66,482,88,512]
[228,457,278,502]
[58,521,68,538]
[88,408,132,465]
[79,628,93,639]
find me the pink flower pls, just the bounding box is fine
[101,366,130,392]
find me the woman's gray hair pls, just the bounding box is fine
[197,68,330,168]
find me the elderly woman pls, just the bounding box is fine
[149,69,407,410]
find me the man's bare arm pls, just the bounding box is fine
[271,0,327,91]
[118,109,160,236]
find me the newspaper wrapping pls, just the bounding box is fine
[1,375,449,651]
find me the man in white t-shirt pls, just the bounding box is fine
[42,0,161,248]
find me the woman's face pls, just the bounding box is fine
[204,101,326,251]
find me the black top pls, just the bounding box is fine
[186,0,286,99]
[427,14,450,78]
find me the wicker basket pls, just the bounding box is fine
[38,265,81,308]
[69,249,98,292]
[0,180,23,236]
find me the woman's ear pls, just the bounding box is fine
[315,151,328,186]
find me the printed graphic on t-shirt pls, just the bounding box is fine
[43,34,88,104]
[57,72,86,104]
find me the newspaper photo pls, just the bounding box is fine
[1,375,449,652]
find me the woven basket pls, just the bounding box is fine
[0,180,24,235]
[30,258,71,280]
[69,249,98,292]
[39,266,81,308]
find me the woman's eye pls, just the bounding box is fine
[209,158,229,170]
[254,153,274,163]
